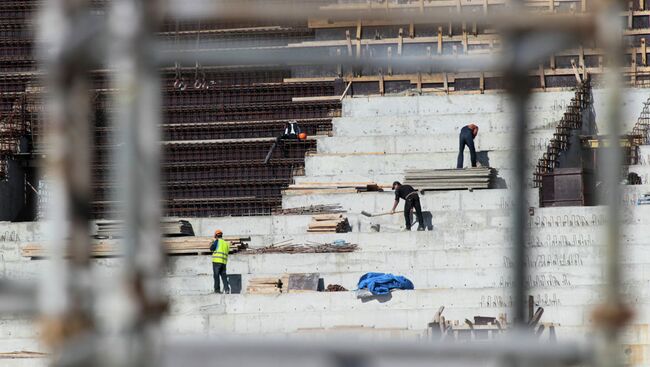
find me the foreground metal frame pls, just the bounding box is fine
[35,0,626,366]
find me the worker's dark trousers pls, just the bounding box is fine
[404,195,425,230]
[277,134,298,158]
[457,127,477,168]
[213,262,230,293]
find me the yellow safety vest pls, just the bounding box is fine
[211,239,230,264]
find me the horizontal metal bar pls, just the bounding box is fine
[161,335,594,367]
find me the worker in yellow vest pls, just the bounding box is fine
[210,229,231,294]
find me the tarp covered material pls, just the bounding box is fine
[357,272,414,295]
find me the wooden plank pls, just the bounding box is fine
[437,26,443,54]
[462,30,468,53]
[643,38,647,65]
[345,30,353,56]
[629,2,634,29]
[539,64,546,89]
[356,20,362,59]
[398,28,404,56]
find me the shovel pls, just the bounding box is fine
[361,210,403,217]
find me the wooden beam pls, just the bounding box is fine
[336,48,342,76]
[443,72,449,93]
[379,73,385,95]
[345,30,353,56]
[629,2,634,29]
[463,30,469,53]
[387,47,393,75]
[539,64,546,89]
[480,72,485,93]
[643,38,647,65]
[398,28,404,56]
[632,46,638,85]
[416,72,423,93]
[641,0,645,11]
[356,21,362,59]
[550,54,556,69]
[438,26,443,54]
[409,22,415,38]
[570,59,582,83]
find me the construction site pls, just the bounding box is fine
[1,0,650,366]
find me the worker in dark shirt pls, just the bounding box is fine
[391,181,425,231]
[457,123,479,168]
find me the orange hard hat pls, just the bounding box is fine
[298,132,307,140]
[214,229,223,237]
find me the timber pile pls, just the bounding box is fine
[404,167,495,191]
[94,219,194,238]
[244,241,357,254]
[246,277,284,294]
[307,214,351,233]
[21,236,249,258]
[272,204,346,215]
[285,182,385,194]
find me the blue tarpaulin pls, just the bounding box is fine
[357,272,414,295]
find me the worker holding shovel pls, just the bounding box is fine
[391,181,425,231]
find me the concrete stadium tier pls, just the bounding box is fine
[2,88,650,365]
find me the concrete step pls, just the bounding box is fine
[166,285,650,316]
[314,133,553,155]
[342,92,574,118]
[332,113,563,137]
[161,263,650,298]
[303,151,536,177]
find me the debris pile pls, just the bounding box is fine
[404,167,496,191]
[244,241,357,254]
[273,204,346,215]
[325,284,348,292]
[307,214,351,233]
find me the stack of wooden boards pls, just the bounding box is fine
[307,214,351,233]
[94,219,194,238]
[247,273,320,295]
[404,167,495,191]
[21,236,249,258]
[284,182,385,195]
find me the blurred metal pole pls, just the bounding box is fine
[38,0,96,362]
[108,0,165,365]
[596,1,626,365]
[505,0,530,330]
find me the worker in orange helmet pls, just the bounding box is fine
[209,229,231,294]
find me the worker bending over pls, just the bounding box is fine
[457,123,479,168]
[391,181,425,231]
[210,229,231,294]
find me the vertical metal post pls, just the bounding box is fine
[38,0,95,359]
[596,2,626,366]
[108,0,164,365]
